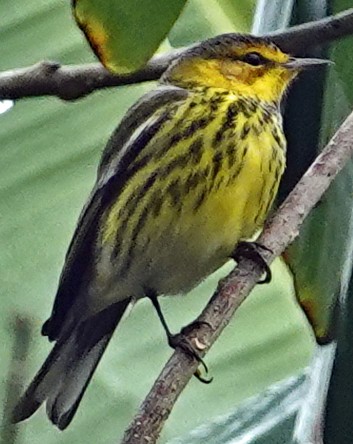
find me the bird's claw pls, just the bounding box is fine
[232,241,272,284]
[168,332,213,384]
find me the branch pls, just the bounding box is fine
[0,51,180,102]
[267,7,353,53]
[1,8,353,101]
[121,111,353,443]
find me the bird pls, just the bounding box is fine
[12,33,330,430]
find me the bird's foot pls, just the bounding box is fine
[168,321,213,384]
[232,241,272,284]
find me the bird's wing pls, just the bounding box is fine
[43,85,189,341]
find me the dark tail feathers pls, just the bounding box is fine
[12,299,130,430]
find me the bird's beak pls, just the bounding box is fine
[283,57,334,70]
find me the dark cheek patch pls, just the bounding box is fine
[220,60,267,85]
[244,66,267,85]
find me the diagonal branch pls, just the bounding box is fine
[120,110,353,443]
[1,8,353,102]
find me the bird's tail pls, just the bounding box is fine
[12,298,130,430]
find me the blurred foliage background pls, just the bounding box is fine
[2,0,353,443]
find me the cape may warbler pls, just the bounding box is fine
[13,33,329,429]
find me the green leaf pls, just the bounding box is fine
[72,0,187,73]
[169,0,255,46]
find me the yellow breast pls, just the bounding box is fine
[99,89,286,296]
[183,109,286,264]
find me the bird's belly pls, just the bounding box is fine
[143,198,242,295]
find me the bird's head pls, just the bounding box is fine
[162,34,331,104]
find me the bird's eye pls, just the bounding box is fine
[242,52,266,66]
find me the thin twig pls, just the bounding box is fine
[1,8,353,101]
[121,111,353,443]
